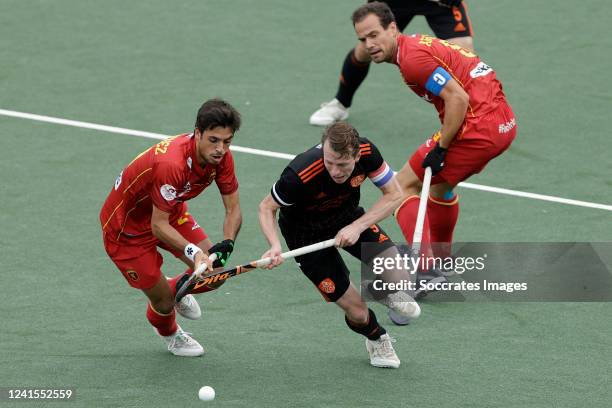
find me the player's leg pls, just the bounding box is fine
[428,182,460,259]
[343,223,421,319]
[424,0,475,52]
[102,237,204,356]
[336,284,400,368]
[309,41,369,126]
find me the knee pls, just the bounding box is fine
[345,302,369,325]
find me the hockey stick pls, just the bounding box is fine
[175,239,336,302]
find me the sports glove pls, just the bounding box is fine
[437,0,463,7]
[422,143,447,175]
[208,239,234,268]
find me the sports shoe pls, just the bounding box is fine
[309,98,349,126]
[378,290,421,320]
[174,294,201,320]
[162,326,205,357]
[366,333,400,368]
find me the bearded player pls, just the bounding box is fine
[100,99,242,357]
[351,2,517,263]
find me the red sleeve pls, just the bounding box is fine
[400,47,439,87]
[215,151,238,195]
[150,161,185,213]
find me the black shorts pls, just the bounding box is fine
[374,0,473,39]
[280,209,395,302]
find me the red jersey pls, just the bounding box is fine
[394,34,506,121]
[100,133,238,245]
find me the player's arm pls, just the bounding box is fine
[151,204,211,272]
[421,66,469,174]
[335,164,401,247]
[220,191,242,241]
[437,78,469,148]
[258,194,284,269]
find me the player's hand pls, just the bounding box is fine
[193,251,214,277]
[434,0,462,8]
[422,142,447,175]
[335,223,362,248]
[261,244,283,270]
[208,239,234,268]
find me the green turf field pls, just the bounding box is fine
[1,1,611,407]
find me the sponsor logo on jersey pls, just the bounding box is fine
[498,118,516,134]
[114,170,123,190]
[126,270,139,281]
[178,182,192,197]
[350,174,366,187]
[470,61,493,78]
[187,157,192,169]
[160,184,177,201]
[318,278,336,294]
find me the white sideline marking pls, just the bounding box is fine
[1,108,611,212]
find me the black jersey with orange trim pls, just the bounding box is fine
[271,138,392,231]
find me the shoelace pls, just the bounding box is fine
[377,336,397,358]
[175,296,194,312]
[168,330,196,349]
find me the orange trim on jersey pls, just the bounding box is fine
[302,167,325,183]
[299,162,324,181]
[102,200,124,230]
[393,195,420,218]
[432,55,475,118]
[298,159,323,177]
[429,194,459,206]
[116,195,150,240]
[123,168,153,194]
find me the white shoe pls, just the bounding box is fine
[366,333,400,368]
[175,294,201,320]
[162,326,204,357]
[309,98,349,126]
[379,290,421,320]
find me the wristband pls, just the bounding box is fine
[184,243,202,262]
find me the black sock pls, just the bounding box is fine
[345,308,387,340]
[335,49,370,108]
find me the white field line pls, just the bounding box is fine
[1,108,611,212]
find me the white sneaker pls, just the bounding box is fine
[162,326,205,357]
[379,290,421,320]
[175,294,201,320]
[366,333,400,368]
[309,98,349,126]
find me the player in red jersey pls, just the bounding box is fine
[351,2,517,266]
[100,99,242,356]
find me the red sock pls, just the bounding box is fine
[427,194,459,258]
[146,303,177,336]
[395,196,433,261]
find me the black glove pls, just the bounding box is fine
[422,143,447,175]
[437,0,463,7]
[209,239,234,268]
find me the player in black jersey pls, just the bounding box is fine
[309,0,474,126]
[258,122,420,368]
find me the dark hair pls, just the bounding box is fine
[195,98,241,133]
[352,1,396,28]
[321,121,360,158]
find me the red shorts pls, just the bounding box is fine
[102,210,208,290]
[409,102,517,186]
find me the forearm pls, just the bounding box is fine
[222,207,242,241]
[439,99,467,148]
[152,219,190,253]
[353,182,402,232]
[258,206,282,248]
